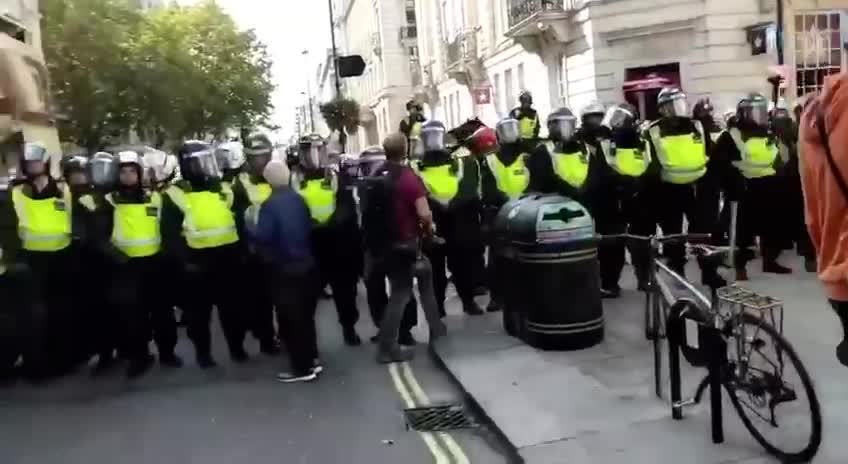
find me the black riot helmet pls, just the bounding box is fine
[406,99,422,114]
[737,93,770,128]
[20,141,50,178]
[420,120,447,153]
[602,103,638,131]
[770,106,795,139]
[61,155,89,182]
[495,118,520,145]
[177,140,220,182]
[243,132,274,176]
[298,134,327,170]
[657,87,689,118]
[581,101,606,131]
[519,90,533,108]
[547,108,577,143]
[89,152,117,190]
[358,145,386,178]
[692,98,715,121]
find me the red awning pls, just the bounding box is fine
[623,76,672,93]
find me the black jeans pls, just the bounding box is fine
[314,230,360,330]
[733,176,784,269]
[377,253,443,352]
[271,264,319,375]
[426,244,478,313]
[242,253,276,345]
[647,180,716,273]
[364,251,417,333]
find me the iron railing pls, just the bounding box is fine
[443,30,478,70]
[507,0,570,29]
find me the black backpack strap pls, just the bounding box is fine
[816,105,848,202]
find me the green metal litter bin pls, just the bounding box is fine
[496,194,603,350]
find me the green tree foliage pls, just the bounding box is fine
[41,0,274,150]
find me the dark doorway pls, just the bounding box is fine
[623,63,681,121]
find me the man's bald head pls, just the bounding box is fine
[383,132,407,161]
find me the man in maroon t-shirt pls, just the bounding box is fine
[375,133,447,363]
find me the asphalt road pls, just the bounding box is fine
[0,291,511,464]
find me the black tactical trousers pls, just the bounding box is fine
[183,244,245,357]
[313,230,360,330]
[586,189,626,291]
[426,244,478,315]
[733,176,785,270]
[242,252,276,346]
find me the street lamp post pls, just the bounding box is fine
[776,0,785,65]
[302,50,316,133]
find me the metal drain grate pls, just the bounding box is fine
[403,404,476,432]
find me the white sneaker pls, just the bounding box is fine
[276,371,317,383]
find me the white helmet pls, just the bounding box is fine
[142,149,179,187]
[215,141,245,171]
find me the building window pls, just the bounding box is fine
[795,12,844,97]
[493,73,503,115]
[517,63,525,93]
[557,53,569,106]
[504,68,514,110]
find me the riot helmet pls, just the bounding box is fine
[420,120,447,153]
[89,152,118,190]
[519,91,533,108]
[495,118,520,145]
[692,98,715,121]
[299,134,327,170]
[602,104,638,131]
[177,140,220,181]
[547,108,577,142]
[243,132,273,175]
[581,101,606,130]
[657,87,689,118]
[21,142,50,178]
[358,146,386,177]
[61,155,89,188]
[737,93,770,128]
[770,106,796,140]
[406,99,422,114]
[116,150,144,188]
[215,141,245,173]
[143,149,177,189]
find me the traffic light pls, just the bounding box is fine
[336,55,366,78]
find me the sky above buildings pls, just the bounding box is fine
[179,0,330,141]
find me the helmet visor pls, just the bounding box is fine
[246,153,271,175]
[602,106,636,130]
[184,150,220,179]
[89,156,117,188]
[547,115,577,141]
[358,156,386,177]
[23,143,48,162]
[662,97,690,118]
[420,127,446,153]
[745,103,770,127]
[300,142,326,170]
[496,120,520,144]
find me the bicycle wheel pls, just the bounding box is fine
[724,313,822,463]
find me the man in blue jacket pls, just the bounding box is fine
[255,159,320,383]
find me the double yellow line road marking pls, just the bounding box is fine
[388,362,470,464]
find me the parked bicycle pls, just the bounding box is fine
[602,231,822,462]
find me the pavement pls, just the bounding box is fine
[432,255,848,464]
[0,291,511,464]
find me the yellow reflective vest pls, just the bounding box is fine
[165,184,238,249]
[599,139,650,178]
[297,176,337,225]
[647,121,708,184]
[11,183,72,252]
[107,192,162,258]
[419,162,463,207]
[727,128,779,179]
[519,116,538,140]
[237,173,273,228]
[545,142,589,189]
[485,153,529,200]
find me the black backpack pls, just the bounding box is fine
[359,162,402,253]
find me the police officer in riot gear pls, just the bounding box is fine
[528,107,589,199]
[297,134,362,346]
[400,100,426,158]
[416,120,485,316]
[480,118,531,313]
[232,132,279,355]
[713,93,790,279]
[602,104,654,289]
[162,141,244,368]
[3,141,78,379]
[692,98,724,244]
[644,87,716,279]
[509,91,541,153]
[97,151,182,377]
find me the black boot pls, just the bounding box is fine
[486,299,503,312]
[229,346,249,363]
[159,352,183,368]
[804,257,817,273]
[343,326,362,346]
[91,352,118,377]
[127,354,154,379]
[260,338,281,356]
[763,261,792,274]
[196,352,217,369]
[832,303,848,367]
[376,345,414,364]
[462,298,484,316]
[398,331,417,346]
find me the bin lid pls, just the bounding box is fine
[502,194,595,245]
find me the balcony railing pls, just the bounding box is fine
[443,30,478,71]
[508,0,571,29]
